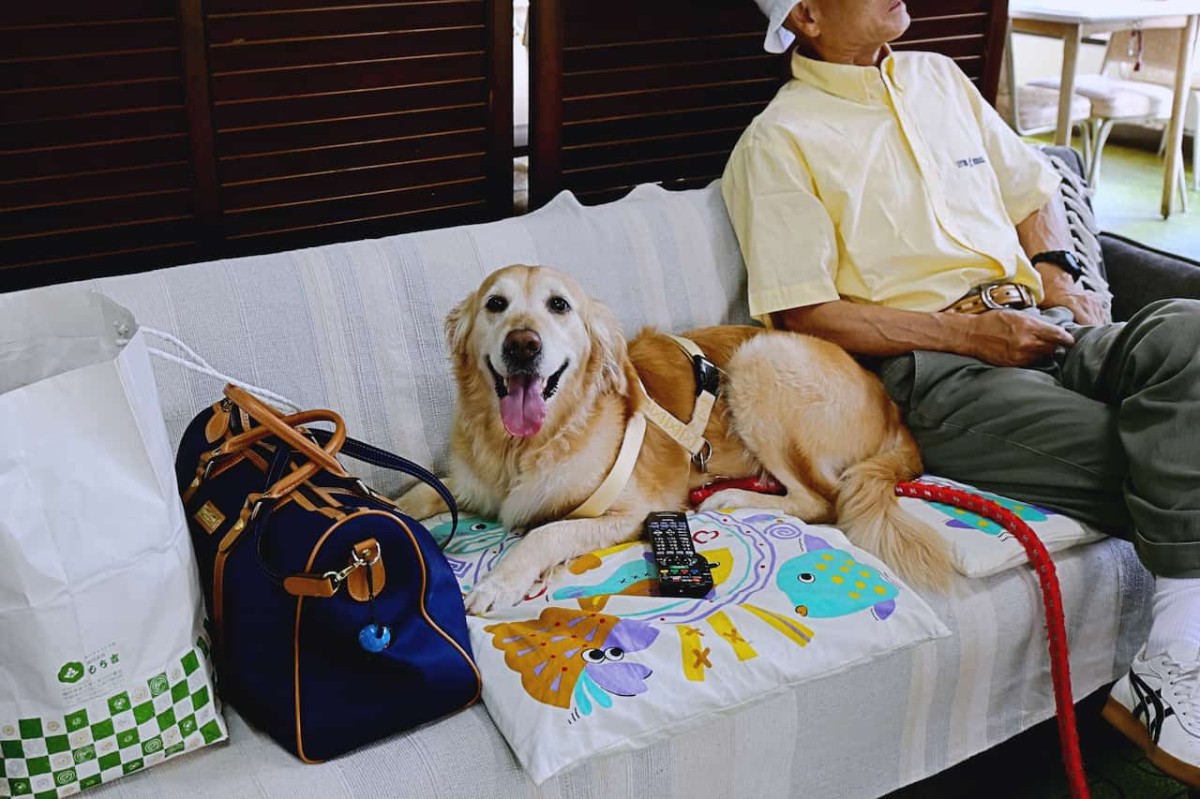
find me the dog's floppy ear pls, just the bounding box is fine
[444,293,474,360]
[586,298,628,396]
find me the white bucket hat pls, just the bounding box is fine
[754,0,801,53]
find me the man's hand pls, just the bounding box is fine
[1039,271,1105,325]
[964,310,1075,367]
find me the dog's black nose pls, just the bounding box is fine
[503,329,542,367]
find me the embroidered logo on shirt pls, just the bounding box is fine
[955,156,988,168]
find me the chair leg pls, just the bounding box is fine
[1193,132,1198,193]
[1079,121,1095,176]
[1088,120,1116,188]
[1079,122,1093,168]
[1178,157,1190,213]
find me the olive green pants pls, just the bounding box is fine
[878,299,1200,578]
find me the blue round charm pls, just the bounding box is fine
[358,623,392,653]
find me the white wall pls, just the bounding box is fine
[1010,32,1107,87]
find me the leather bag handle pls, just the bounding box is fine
[222,385,349,477]
[213,408,342,498]
[203,409,338,499]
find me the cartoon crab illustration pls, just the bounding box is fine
[485,608,659,714]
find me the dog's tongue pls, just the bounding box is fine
[500,374,546,437]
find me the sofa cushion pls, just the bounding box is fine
[423,509,948,783]
[897,476,1105,578]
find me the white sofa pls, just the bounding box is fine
[12,181,1152,798]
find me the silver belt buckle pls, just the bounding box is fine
[979,282,1009,311]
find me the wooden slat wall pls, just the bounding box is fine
[1,0,513,292]
[0,0,202,288]
[205,0,508,254]
[529,0,1008,208]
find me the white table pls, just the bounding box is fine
[1009,0,1200,218]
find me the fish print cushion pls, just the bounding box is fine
[897,475,1106,578]
[426,510,949,784]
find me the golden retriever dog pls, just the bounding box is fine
[398,265,953,613]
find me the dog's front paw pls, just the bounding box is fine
[464,570,533,615]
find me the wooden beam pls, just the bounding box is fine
[981,0,1010,105]
[177,0,221,252]
[529,0,563,209]
[487,0,515,218]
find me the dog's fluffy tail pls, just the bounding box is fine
[835,445,955,591]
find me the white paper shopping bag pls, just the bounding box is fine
[0,290,226,798]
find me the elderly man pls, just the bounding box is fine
[722,0,1200,787]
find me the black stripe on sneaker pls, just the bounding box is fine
[1130,670,1175,745]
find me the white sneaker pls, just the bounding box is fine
[1104,643,1200,788]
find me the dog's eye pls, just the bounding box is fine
[485,295,508,313]
[547,296,571,315]
[581,648,606,664]
[798,572,816,583]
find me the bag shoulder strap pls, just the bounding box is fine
[307,429,458,541]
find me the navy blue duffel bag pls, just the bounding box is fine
[175,384,480,762]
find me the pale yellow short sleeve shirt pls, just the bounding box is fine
[721,49,1062,320]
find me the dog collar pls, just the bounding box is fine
[567,335,719,519]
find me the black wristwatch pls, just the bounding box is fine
[1031,250,1084,282]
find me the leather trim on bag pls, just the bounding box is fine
[282,573,338,598]
[346,538,385,602]
[204,405,230,443]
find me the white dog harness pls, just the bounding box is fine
[568,335,719,518]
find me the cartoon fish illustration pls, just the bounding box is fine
[552,554,657,601]
[930,494,1049,536]
[428,516,511,554]
[776,533,897,621]
[485,608,659,713]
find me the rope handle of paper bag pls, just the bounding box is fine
[894,481,1089,799]
[143,326,303,413]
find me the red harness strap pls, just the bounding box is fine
[895,480,1089,799]
[688,475,785,506]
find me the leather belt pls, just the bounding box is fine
[945,282,1035,315]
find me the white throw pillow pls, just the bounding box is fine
[897,475,1107,578]
[425,509,948,784]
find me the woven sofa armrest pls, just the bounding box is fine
[1101,232,1200,322]
[1040,146,1086,180]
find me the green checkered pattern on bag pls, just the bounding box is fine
[0,639,224,798]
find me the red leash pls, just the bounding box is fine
[689,475,784,506]
[895,480,1090,799]
[692,475,1089,798]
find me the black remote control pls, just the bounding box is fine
[645,511,714,598]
